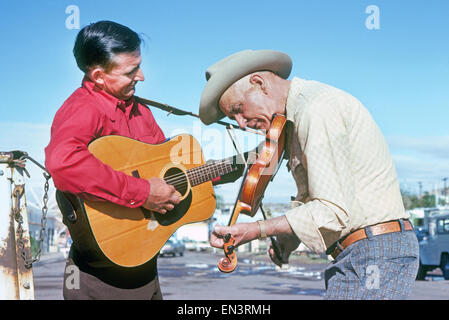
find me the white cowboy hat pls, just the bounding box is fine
[199,49,292,125]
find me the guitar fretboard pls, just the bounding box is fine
[187,159,235,186]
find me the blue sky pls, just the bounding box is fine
[0,0,448,203]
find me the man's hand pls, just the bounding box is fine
[210,216,301,267]
[210,222,260,248]
[268,234,301,267]
[142,177,181,214]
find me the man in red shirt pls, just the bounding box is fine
[45,21,183,299]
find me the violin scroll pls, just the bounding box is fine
[217,233,237,273]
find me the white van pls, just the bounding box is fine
[416,210,449,280]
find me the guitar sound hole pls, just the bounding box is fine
[163,167,188,196]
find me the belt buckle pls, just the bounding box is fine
[328,241,343,259]
[331,247,341,259]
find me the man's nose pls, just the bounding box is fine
[135,68,145,81]
[234,114,247,129]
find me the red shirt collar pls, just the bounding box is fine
[81,77,134,113]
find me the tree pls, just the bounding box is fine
[401,189,420,210]
[421,192,436,208]
[401,189,437,209]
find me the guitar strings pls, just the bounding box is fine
[163,160,232,186]
[162,160,233,188]
[163,159,232,183]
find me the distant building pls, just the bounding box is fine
[176,219,212,242]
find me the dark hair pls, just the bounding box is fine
[73,20,141,73]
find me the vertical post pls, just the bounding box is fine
[0,154,34,300]
[11,165,35,300]
[0,162,18,299]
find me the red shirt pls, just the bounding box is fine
[45,78,165,208]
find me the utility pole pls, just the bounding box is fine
[418,181,422,198]
[443,178,448,196]
[418,181,423,207]
[443,177,448,205]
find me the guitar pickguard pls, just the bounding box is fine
[151,190,192,226]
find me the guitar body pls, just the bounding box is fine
[57,134,216,268]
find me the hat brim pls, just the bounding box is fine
[199,50,292,125]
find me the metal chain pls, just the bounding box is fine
[12,185,27,264]
[11,153,51,269]
[30,172,50,268]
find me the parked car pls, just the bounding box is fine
[184,240,210,252]
[58,229,71,258]
[194,241,210,252]
[415,227,429,242]
[160,239,185,257]
[416,211,449,280]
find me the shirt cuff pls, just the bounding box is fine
[122,176,150,208]
[285,202,328,254]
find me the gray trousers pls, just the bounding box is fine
[63,258,162,300]
[63,247,162,300]
[324,219,419,300]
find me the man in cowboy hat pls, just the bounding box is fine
[201,49,419,299]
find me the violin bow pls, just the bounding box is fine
[259,139,289,266]
[259,204,288,265]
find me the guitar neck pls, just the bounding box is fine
[187,159,236,187]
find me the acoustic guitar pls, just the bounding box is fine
[56,134,240,268]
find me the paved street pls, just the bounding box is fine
[32,250,449,300]
[158,251,325,299]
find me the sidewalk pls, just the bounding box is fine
[34,251,66,265]
[33,252,66,300]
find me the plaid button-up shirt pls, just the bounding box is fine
[284,77,408,254]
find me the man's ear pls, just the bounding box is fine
[249,73,267,93]
[88,66,105,88]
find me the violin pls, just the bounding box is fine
[217,114,288,273]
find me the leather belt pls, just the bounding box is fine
[329,219,413,259]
